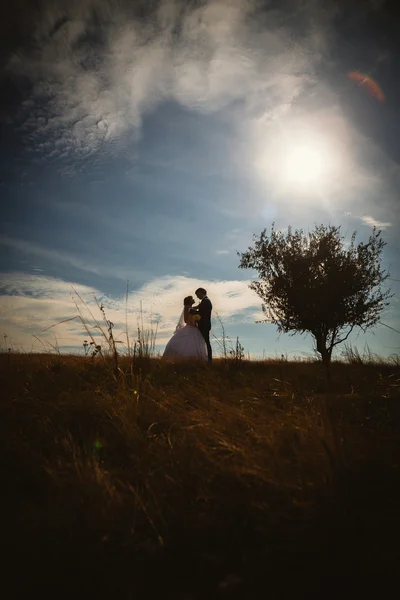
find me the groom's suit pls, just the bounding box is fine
[196,296,212,362]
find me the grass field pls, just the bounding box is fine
[2,352,400,598]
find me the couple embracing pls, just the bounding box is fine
[163,288,212,362]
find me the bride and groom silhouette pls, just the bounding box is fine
[163,288,213,362]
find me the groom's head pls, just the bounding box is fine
[195,288,207,300]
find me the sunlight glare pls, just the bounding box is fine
[282,142,329,186]
[253,118,348,201]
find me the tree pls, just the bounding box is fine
[238,224,392,366]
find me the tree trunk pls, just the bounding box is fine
[315,334,332,365]
[320,347,332,367]
[316,334,332,388]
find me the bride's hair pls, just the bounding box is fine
[183,296,194,306]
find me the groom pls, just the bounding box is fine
[191,287,212,362]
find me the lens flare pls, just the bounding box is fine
[347,72,385,102]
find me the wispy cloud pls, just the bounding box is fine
[7,0,395,225]
[361,215,392,229]
[6,0,335,164]
[0,235,148,281]
[0,235,103,276]
[0,272,260,351]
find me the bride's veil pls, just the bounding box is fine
[175,308,185,333]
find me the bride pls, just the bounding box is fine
[162,296,208,361]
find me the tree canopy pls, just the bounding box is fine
[238,224,392,365]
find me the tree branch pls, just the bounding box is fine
[331,325,355,347]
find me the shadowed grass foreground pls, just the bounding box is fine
[2,354,400,598]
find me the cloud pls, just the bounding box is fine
[6,0,335,164]
[11,1,396,224]
[0,235,148,281]
[215,250,230,255]
[0,235,103,275]
[0,272,260,351]
[361,215,392,229]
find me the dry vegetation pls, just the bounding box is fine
[2,352,400,599]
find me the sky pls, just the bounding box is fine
[1,0,400,359]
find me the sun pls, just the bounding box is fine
[281,142,330,186]
[254,121,345,198]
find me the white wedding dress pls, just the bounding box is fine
[162,308,207,361]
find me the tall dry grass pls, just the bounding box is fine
[2,351,400,598]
